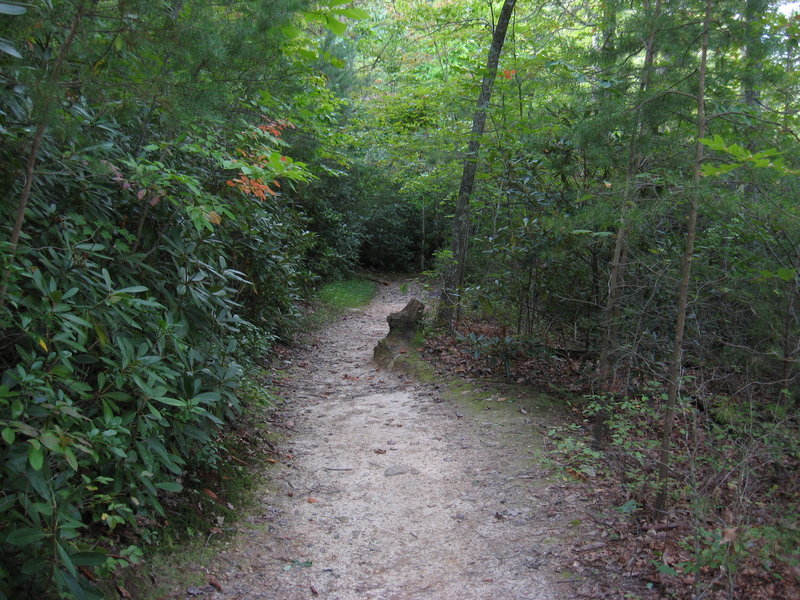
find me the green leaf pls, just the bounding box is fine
[0,384,19,398]
[154,396,187,407]
[39,432,61,452]
[11,420,37,437]
[192,391,221,404]
[28,444,44,471]
[11,398,23,418]
[653,561,680,577]
[64,447,79,471]
[93,322,109,349]
[155,481,183,492]
[61,313,93,328]
[699,134,727,152]
[2,427,14,445]
[58,542,77,578]
[114,286,148,295]
[5,528,46,546]
[701,162,741,177]
[71,551,108,567]
[280,24,302,39]
[0,37,22,58]
[324,15,347,35]
[0,3,26,16]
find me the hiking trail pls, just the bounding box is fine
[205,280,582,600]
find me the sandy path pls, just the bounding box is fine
[210,281,563,600]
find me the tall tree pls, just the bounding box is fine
[654,0,712,515]
[436,0,517,326]
[593,0,661,448]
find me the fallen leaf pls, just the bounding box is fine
[117,585,132,599]
[722,527,738,544]
[307,497,320,503]
[203,488,220,501]
[310,585,319,596]
[208,576,223,592]
[578,541,607,551]
[566,468,587,482]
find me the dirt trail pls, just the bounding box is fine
[210,281,570,600]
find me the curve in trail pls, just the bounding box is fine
[213,281,562,600]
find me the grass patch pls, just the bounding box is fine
[317,278,377,309]
[301,277,378,331]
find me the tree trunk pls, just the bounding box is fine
[654,0,711,515]
[742,0,767,110]
[593,0,660,448]
[436,0,517,327]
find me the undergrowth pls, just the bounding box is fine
[548,390,800,600]
[96,277,378,599]
[423,321,799,599]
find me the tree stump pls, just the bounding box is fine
[386,298,425,342]
[373,299,425,368]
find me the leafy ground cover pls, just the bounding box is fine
[421,319,800,600]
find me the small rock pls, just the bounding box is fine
[384,465,419,477]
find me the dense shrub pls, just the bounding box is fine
[0,2,365,597]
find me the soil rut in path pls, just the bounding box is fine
[211,282,565,599]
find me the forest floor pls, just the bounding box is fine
[163,278,626,600]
